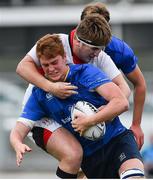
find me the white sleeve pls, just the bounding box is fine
[17,117,35,129]
[17,117,62,131]
[22,84,34,109]
[20,84,36,129]
[27,44,41,67]
[91,51,121,80]
[59,33,73,64]
[27,34,73,66]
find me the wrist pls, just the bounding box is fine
[89,115,97,126]
[14,142,22,152]
[43,80,54,92]
[131,122,141,127]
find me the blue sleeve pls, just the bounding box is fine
[79,64,111,90]
[121,41,138,74]
[105,36,138,74]
[20,89,46,121]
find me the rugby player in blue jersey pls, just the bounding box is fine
[14,14,131,178]
[80,2,146,151]
[10,34,145,179]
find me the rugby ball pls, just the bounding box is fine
[71,101,106,141]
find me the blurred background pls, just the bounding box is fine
[0,0,153,178]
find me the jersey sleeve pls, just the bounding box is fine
[17,89,46,129]
[27,44,41,66]
[27,34,72,67]
[22,84,34,109]
[79,64,111,90]
[93,51,121,80]
[120,42,138,74]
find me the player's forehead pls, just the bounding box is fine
[40,55,62,63]
[76,34,105,50]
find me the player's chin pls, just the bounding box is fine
[81,57,91,63]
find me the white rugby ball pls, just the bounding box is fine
[71,101,106,141]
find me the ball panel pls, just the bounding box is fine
[71,101,106,141]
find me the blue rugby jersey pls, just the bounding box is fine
[105,36,138,74]
[20,64,126,156]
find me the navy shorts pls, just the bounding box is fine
[81,129,143,179]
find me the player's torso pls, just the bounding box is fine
[38,90,126,156]
[35,64,126,156]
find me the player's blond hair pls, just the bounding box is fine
[36,34,65,59]
[81,2,110,22]
[76,14,111,47]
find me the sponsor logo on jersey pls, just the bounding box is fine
[46,93,53,100]
[61,116,71,124]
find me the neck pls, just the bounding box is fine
[72,38,78,56]
[63,65,70,81]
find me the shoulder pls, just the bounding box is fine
[59,33,73,64]
[105,36,138,73]
[70,64,101,73]
[70,64,109,80]
[69,64,111,90]
[95,50,112,66]
[106,35,134,56]
[59,33,68,42]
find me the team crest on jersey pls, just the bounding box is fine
[119,152,126,162]
[46,93,53,100]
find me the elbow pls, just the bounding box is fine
[116,97,129,114]
[16,55,30,76]
[16,62,22,75]
[16,60,25,76]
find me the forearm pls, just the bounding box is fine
[16,57,53,92]
[10,128,24,151]
[16,57,79,99]
[10,123,30,152]
[132,84,146,126]
[118,82,131,99]
[126,65,146,126]
[112,74,131,99]
[90,97,129,125]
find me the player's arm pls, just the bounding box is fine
[126,65,146,149]
[10,122,32,167]
[98,51,131,99]
[10,88,45,167]
[121,41,146,150]
[16,55,78,99]
[90,82,129,125]
[72,83,129,134]
[16,55,52,92]
[112,74,131,99]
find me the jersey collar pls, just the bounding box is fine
[69,29,86,64]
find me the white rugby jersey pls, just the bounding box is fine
[27,33,120,80]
